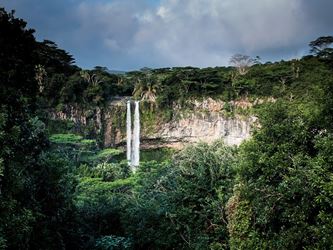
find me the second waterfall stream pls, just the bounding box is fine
[126,100,140,171]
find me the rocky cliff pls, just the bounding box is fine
[153,113,254,149]
[50,98,256,149]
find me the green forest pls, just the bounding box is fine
[1,8,333,250]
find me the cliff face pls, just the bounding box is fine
[50,98,256,149]
[152,113,254,149]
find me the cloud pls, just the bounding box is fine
[300,0,333,37]
[71,0,155,69]
[132,0,309,66]
[2,0,333,70]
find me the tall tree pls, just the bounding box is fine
[309,36,333,59]
[230,54,256,75]
[0,8,78,249]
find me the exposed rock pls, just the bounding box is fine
[50,98,257,149]
[51,105,87,126]
[147,113,255,147]
[191,97,225,111]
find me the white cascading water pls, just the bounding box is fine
[126,100,132,165]
[131,101,140,169]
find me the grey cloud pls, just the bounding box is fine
[300,0,333,39]
[131,0,308,66]
[2,0,333,70]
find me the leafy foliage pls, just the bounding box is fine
[49,133,85,144]
[229,98,333,249]
[88,148,123,162]
[0,9,79,249]
[120,142,237,249]
[309,36,333,59]
[2,7,333,250]
[95,235,133,250]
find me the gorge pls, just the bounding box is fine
[50,98,256,151]
[2,6,333,249]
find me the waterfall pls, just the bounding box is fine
[131,101,140,169]
[126,100,132,165]
[126,100,140,171]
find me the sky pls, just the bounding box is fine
[2,0,333,71]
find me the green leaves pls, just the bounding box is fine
[309,36,333,58]
[95,235,133,250]
[118,142,237,249]
[230,95,333,249]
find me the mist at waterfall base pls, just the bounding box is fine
[126,100,140,171]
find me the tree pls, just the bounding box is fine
[35,64,47,93]
[123,142,237,249]
[229,99,333,249]
[309,36,333,59]
[133,71,159,103]
[80,70,104,87]
[36,39,77,76]
[0,8,78,249]
[229,54,256,75]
